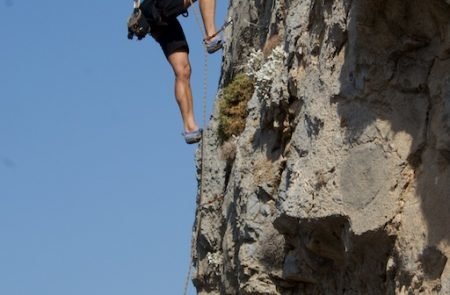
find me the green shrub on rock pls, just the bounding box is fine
[218,73,255,142]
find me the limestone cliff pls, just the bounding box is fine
[192,0,450,294]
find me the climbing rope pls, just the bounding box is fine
[183,2,208,294]
[182,2,233,294]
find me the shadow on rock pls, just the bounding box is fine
[335,0,450,246]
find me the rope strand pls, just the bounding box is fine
[183,3,232,294]
[183,3,208,294]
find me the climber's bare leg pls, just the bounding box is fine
[184,0,217,38]
[167,50,199,133]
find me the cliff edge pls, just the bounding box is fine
[192,0,450,294]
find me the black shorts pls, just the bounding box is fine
[151,18,189,58]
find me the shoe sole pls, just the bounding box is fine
[206,40,223,54]
[184,129,203,144]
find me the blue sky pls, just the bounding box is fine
[0,1,227,294]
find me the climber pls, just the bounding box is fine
[128,0,223,144]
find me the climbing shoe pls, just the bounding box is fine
[183,128,203,144]
[204,36,224,54]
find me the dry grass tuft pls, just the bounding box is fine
[218,73,255,142]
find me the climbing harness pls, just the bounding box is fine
[127,0,190,40]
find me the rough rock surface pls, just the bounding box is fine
[192,0,450,294]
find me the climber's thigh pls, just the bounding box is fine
[151,18,189,59]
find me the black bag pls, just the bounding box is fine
[127,8,151,40]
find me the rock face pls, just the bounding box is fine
[192,0,450,294]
